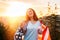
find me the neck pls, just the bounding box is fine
[30,17,34,21]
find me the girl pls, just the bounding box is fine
[14,8,44,40]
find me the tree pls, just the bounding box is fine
[0,22,6,40]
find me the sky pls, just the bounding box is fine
[0,0,60,17]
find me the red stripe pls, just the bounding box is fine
[42,27,47,40]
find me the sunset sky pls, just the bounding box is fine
[0,0,60,28]
[0,0,60,17]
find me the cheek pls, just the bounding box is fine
[30,12,34,17]
[31,11,34,16]
[27,13,30,17]
[29,12,34,16]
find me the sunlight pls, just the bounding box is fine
[0,1,32,29]
[2,1,32,17]
[2,1,32,29]
[57,12,60,15]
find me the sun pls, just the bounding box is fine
[5,1,32,28]
[0,1,32,29]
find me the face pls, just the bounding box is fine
[27,9,34,18]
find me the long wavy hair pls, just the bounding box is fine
[26,8,38,21]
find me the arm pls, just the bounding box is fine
[14,21,28,40]
[14,27,23,40]
[38,23,47,40]
[38,22,43,34]
[14,26,27,40]
[38,26,42,34]
[38,23,47,34]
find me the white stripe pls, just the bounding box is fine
[44,28,49,40]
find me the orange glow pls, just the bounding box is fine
[0,2,32,17]
[0,2,32,35]
[0,1,32,29]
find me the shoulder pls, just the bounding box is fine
[20,20,28,28]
